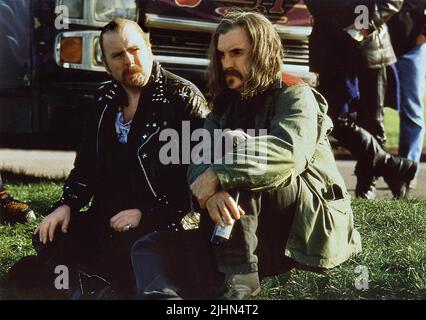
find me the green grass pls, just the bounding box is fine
[256,198,426,300]
[384,108,402,150]
[1,182,425,299]
[0,182,62,276]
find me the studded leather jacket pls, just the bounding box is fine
[54,63,209,230]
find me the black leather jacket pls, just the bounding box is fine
[54,63,209,230]
[306,0,403,71]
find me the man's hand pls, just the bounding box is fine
[360,28,371,37]
[34,204,71,244]
[190,168,220,208]
[206,191,245,227]
[416,34,426,46]
[110,209,142,232]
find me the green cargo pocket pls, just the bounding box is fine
[325,197,351,215]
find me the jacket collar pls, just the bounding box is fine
[109,62,164,108]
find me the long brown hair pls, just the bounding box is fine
[207,10,284,99]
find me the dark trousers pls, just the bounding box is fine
[210,178,299,275]
[357,66,387,145]
[319,66,387,145]
[131,178,299,299]
[32,210,151,297]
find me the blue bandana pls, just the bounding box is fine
[115,108,132,144]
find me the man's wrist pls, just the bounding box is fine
[206,167,220,189]
[205,194,215,207]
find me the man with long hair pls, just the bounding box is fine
[131,11,361,300]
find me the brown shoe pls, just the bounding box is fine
[0,191,36,224]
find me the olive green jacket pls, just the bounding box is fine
[188,76,361,269]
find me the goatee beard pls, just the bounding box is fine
[123,65,146,88]
[125,73,145,88]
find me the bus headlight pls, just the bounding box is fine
[60,37,82,64]
[55,31,105,72]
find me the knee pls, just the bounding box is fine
[131,232,164,259]
[31,228,65,254]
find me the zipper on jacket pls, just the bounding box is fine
[96,104,109,159]
[137,127,161,198]
[96,98,160,198]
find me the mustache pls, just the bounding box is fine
[123,65,143,78]
[224,69,243,80]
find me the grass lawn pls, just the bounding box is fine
[0,181,425,299]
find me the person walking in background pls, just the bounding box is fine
[388,0,426,190]
[305,0,417,198]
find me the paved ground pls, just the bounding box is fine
[0,149,75,180]
[0,148,424,199]
[337,160,424,199]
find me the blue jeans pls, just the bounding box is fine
[397,44,426,167]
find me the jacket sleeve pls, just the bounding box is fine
[158,80,210,217]
[368,0,404,30]
[187,111,221,186]
[51,84,109,212]
[176,81,211,186]
[181,84,210,129]
[210,85,319,192]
